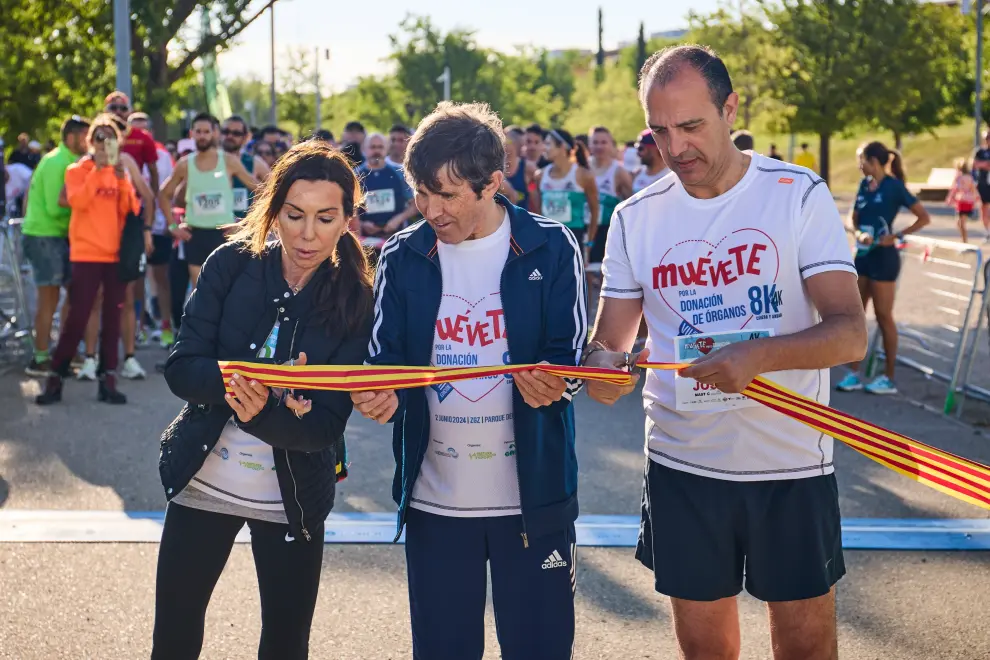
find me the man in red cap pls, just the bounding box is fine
[105,91,159,194]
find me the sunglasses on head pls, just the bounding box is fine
[221,129,246,137]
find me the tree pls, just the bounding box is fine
[534,48,588,117]
[689,2,785,131]
[766,0,872,183]
[857,1,970,149]
[564,63,646,142]
[325,76,410,134]
[596,8,605,84]
[278,47,315,136]
[635,22,648,83]
[129,0,282,136]
[387,15,565,127]
[227,75,271,128]
[619,35,682,89]
[0,0,115,143]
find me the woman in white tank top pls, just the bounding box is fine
[533,128,599,261]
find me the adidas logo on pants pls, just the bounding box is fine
[542,549,568,570]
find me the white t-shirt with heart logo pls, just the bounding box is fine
[410,211,522,516]
[602,154,856,481]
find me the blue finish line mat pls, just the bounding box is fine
[0,512,989,550]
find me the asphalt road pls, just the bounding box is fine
[2,202,990,658]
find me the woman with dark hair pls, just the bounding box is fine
[152,141,374,658]
[837,141,930,395]
[533,128,599,262]
[254,141,276,169]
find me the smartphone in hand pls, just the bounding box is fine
[106,137,119,166]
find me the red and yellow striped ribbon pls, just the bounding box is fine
[218,360,990,511]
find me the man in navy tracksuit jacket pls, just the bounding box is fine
[351,102,588,660]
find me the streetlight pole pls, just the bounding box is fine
[269,4,277,125]
[113,0,132,98]
[315,48,328,130]
[976,0,985,147]
[437,66,451,102]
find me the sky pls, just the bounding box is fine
[216,0,720,92]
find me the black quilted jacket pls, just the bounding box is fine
[160,242,371,542]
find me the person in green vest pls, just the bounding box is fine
[220,115,270,220]
[21,115,91,376]
[158,112,260,287]
[533,128,599,264]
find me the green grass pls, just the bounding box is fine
[754,123,977,192]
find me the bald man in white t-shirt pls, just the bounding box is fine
[584,45,866,660]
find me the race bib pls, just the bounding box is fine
[542,191,572,225]
[366,189,396,215]
[674,329,773,412]
[193,192,227,215]
[233,188,249,213]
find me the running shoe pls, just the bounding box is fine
[77,357,98,381]
[120,356,147,380]
[836,372,863,392]
[159,328,174,348]
[865,375,897,395]
[136,329,151,348]
[25,358,51,378]
[150,328,162,344]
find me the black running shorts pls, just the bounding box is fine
[635,459,845,602]
[185,228,228,267]
[149,234,173,266]
[588,223,610,265]
[854,246,901,282]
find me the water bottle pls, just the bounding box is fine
[855,225,875,257]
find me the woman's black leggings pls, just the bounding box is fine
[151,503,325,659]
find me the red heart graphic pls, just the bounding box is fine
[655,228,780,333]
[696,337,714,354]
[434,291,508,403]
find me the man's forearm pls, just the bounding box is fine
[754,313,867,373]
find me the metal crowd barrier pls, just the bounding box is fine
[863,234,988,416]
[0,215,34,366]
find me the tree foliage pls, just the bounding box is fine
[765,0,877,182]
[564,62,647,143]
[855,0,971,148]
[385,15,564,128]
[689,2,786,130]
[130,0,281,134]
[2,1,983,179]
[0,0,115,143]
[278,47,316,136]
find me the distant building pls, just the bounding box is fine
[546,49,594,60]
[617,28,688,50]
